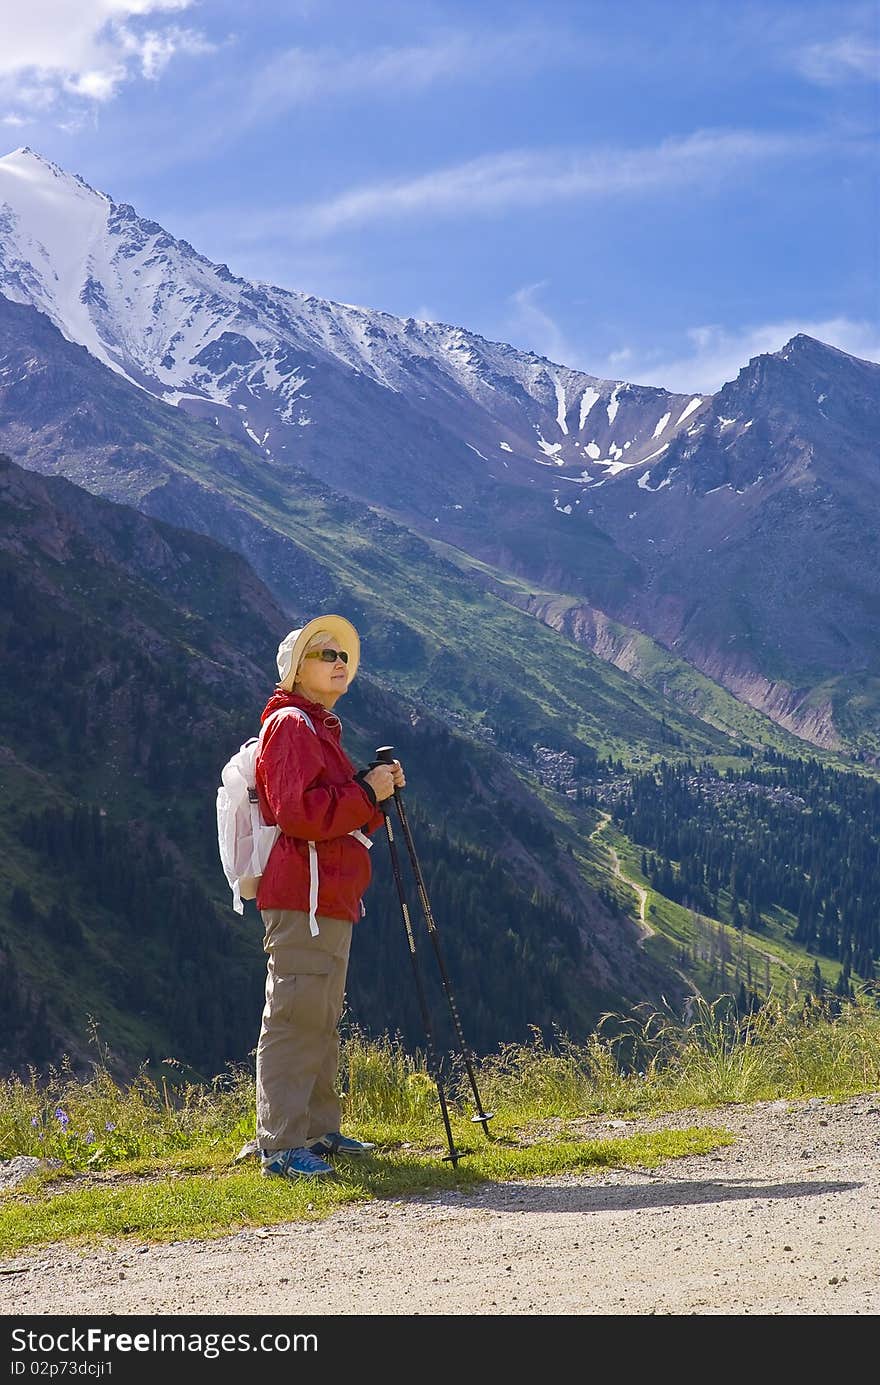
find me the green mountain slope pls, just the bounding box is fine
[415,536,861,768]
[0,293,786,776]
[0,454,681,1080]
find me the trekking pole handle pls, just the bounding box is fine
[369,746,398,814]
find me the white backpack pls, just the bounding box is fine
[216,705,371,933]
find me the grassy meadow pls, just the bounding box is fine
[1,990,878,1256]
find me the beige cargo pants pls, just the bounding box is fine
[256,909,353,1153]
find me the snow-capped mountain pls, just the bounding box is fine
[0,146,708,510]
[2,145,880,758]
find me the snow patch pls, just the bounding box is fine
[606,385,622,425]
[0,149,122,379]
[554,376,569,434]
[467,443,490,461]
[652,411,671,438]
[640,443,669,463]
[537,435,563,457]
[675,396,703,425]
[639,470,672,491]
[578,386,600,431]
[604,458,645,476]
[584,441,601,460]
[499,441,512,452]
[166,390,220,407]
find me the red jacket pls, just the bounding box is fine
[254,690,385,922]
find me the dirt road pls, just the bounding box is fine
[2,1093,878,1318]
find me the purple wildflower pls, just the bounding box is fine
[105,1121,116,1132]
[55,1108,69,1129]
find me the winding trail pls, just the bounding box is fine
[590,810,701,1012]
[590,810,651,940]
[589,810,799,1005]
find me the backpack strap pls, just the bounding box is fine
[260,704,316,740]
[258,706,371,936]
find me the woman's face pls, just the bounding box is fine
[293,637,350,706]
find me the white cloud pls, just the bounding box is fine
[240,27,588,123]
[586,319,880,394]
[119,23,216,80]
[273,128,832,239]
[63,67,127,102]
[0,1,213,111]
[795,35,880,83]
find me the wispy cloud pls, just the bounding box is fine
[794,35,880,83]
[238,27,590,124]
[81,23,588,179]
[234,127,830,241]
[505,282,578,366]
[586,319,880,394]
[0,0,214,118]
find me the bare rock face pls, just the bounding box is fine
[683,648,842,750]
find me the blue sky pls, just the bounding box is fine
[0,0,877,391]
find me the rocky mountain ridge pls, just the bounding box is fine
[2,145,879,756]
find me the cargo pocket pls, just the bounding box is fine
[267,947,334,1029]
[272,946,333,977]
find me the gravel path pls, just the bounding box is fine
[2,1093,879,1317]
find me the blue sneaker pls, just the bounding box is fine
[309,1131,376,1157]
[261,1146,333,1180]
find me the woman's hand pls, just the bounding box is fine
[363,759,405,801]
[363,764,395,801]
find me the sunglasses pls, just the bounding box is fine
[304,647,350,665]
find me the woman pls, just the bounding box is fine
[253,614,404,1180]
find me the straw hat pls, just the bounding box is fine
[275,614,361,691]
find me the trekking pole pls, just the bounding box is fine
[372,761,463,1167]
[375,746,495,1138]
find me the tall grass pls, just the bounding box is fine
[1,988,878,1174]
[470,988,880,1119]
[0,1055,256,1172]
